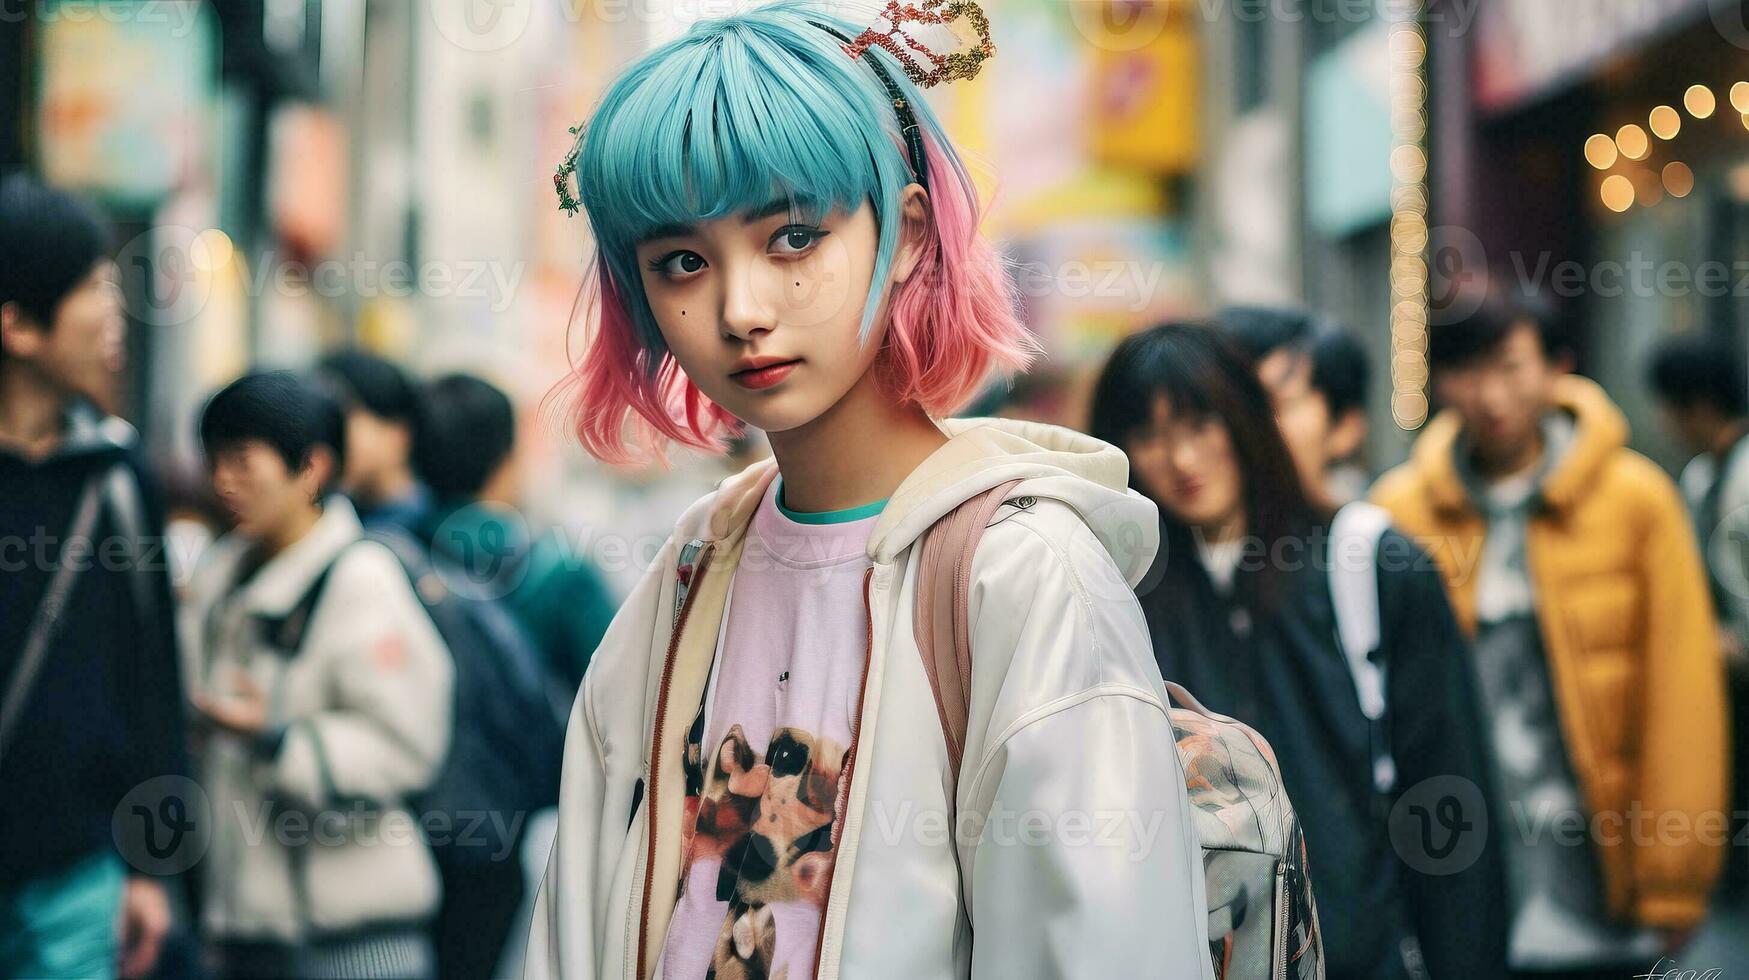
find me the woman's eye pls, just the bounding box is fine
[649,251,706,277]
[771,226,827,256]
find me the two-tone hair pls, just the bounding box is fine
[563,0,1036,465]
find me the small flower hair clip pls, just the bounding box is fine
[554,123,585,217]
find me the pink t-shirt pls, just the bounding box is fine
[657,477,884,980]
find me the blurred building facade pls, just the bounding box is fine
[1196,0,1749,471]
[22,1,1749,482]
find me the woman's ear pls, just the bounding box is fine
[890,183,932,286]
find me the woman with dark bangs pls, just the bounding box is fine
[1091,321,1509,980]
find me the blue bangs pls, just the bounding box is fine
[577,1,925,353]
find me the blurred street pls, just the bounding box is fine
[6,0,1749,977]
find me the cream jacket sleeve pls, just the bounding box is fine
[960,509,1212,980]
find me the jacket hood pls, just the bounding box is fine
[1411,373,1629,515]
[675,418,1160,588]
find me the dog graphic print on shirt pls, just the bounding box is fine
[664,714,848,980]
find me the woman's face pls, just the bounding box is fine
[634,191,925,435]
[1126,394,1244,532]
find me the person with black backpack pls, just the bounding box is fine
[184,371,453,978]
[0,175,187,980]
[398,373,579,979]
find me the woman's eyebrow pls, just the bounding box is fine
[638,222,695,245]
[740,199,793,224]
[638,200,818,245]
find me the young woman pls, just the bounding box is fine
[524,3,1211,978]
[1090,322,1508,980]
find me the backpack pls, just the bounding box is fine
[912,481,1325,980]
[262,527,568,867]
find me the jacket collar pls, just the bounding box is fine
[673,456,780,552]
[672,418,1158,585]
[0,400,137,465]
[232,496,366,615]
[1414,374,1629,517]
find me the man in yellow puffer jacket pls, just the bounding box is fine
[1372,295,1728,979]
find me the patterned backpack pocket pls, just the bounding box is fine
[1167,683,1323,980]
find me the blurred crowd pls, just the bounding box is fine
[3,145,1749,979]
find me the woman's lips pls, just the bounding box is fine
[732,360,800,390]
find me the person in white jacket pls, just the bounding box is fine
[185,372,454,978]
[526,3,1212,978]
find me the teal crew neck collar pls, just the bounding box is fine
[775,476,888,525]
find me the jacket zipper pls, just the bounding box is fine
[634,543,715,980]
[810,566,876,979]
[1275,862,1290,979]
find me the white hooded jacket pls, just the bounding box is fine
[525,418,1212,979]
[183,497,454,941]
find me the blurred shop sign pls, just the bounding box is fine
[35,1,217,208]
[1476,0,1712,111]
[267,105,348,259]
[1088,1,1199,174]
[1306,20,1392,238]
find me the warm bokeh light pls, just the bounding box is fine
[1686,84,1717,119]
[1663,161,1696,198]
[1602,174,1636,212]
[1650,105,1682,140]
[1387,0,1429,432]
[1733,81,1749,114]
[1617,124,1650,161]
[1585,134,1618,169]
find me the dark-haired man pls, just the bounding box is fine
[1219,306,1509,980]
[0,175,183,979]
[185,371,453,977]
[1221,306,1371,508]
[1375,295,1726,979]
[316,350,431,534]
[413,373,618,980]
[1649,332,1749,897]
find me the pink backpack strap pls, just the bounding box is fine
[912,478,1027,782]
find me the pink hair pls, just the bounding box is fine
[562,135,1040,468]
